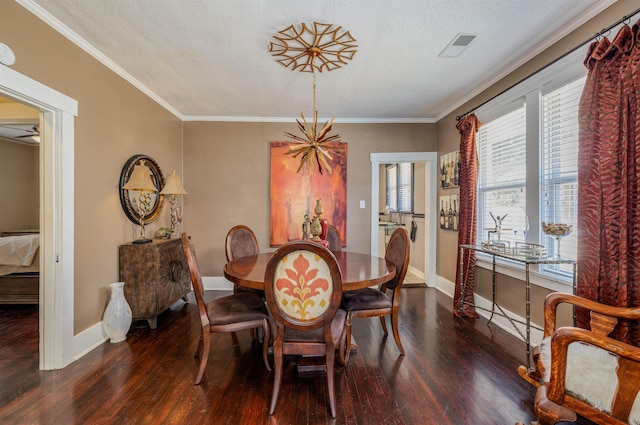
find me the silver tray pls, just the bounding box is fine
[480,241,547,258]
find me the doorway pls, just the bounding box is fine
[0,102,40,369]
[0,64,77,369]
[370,152,437,287]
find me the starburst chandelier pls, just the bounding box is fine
[269,22,357,174]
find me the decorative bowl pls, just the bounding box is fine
[541,222,572,258]
[541,222,572,237]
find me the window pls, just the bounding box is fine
[477,102,527,248]
[540,77,583,274]
[475,51,586,283]
[386,163,413,213]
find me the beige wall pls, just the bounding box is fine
[183,122,436,276]
[0,99,40,230]
[0,2,183,333]
[0,139,39,230]
[435,0,640,323]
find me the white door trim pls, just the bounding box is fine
[0,64,77,369]
[370,152,437,287]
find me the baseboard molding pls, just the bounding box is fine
[73,321,108,362]
[434,275,543,346]
[407,265,425,280]
[72,275,232,364]
[72,274,542,366]
[203,276,234,291]
[435,274,456,298]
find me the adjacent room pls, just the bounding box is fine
[1,1,639,424]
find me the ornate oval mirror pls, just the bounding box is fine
[119,154,165,225]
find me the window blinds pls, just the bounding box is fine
[476,103,527,245]
[540,76,584,262]
[386,163,413,213]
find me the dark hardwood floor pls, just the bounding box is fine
[0,288,580,424]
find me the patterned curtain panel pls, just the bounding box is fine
[454,114,482,318]
[577,20,640,345]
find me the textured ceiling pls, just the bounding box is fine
[21,0,613,122]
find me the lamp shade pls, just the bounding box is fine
[160,170,187,195]
[122,160,157,192]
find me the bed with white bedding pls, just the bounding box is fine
[0,232,40,304]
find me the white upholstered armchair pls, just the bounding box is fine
[518,292,640,425]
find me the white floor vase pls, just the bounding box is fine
[103,281,133,343]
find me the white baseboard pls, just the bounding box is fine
[72,276,234,364]
[473,293,544,347]
[407,265,425,281]
[203,276,234,291]
[434,275,543,346]
[73,321,109,361]
[435,274,456,298]
[72,274,542,366]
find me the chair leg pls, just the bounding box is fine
[379,315,389,336]
[262,319,271,372]
[338,325,347,366]
[326,343,337,418]
[341,313,353,364]
[195,331,210,385]
[269,342,283,415]
[194,336,203,359]
[390,310,404,355]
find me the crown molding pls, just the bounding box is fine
[16,0,184,120]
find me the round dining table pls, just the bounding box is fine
[223,251,396,291]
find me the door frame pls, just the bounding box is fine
[0,64,77,369]
[370,152,437,287]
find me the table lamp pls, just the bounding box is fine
[123,160,158,244]
[159,170,187,237]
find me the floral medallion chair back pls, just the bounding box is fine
[265,241,342,332]
[264,241,345,417]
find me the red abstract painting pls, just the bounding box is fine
[270,141,347,246]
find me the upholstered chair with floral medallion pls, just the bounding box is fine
[264,241,346,418]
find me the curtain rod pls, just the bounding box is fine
[456,6,640,121]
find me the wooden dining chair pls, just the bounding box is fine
[264,241,346,418]
[182,233,271,385]
[225,225,265,298]
[339,227,410,364]
[325,224,342,253]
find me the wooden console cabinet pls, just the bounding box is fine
[119,238,191,329]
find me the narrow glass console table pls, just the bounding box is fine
[458,244,577,368]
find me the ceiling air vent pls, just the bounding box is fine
[438,33,477,58]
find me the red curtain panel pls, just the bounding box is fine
[577,20,640,345]
[454,114,482,318]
